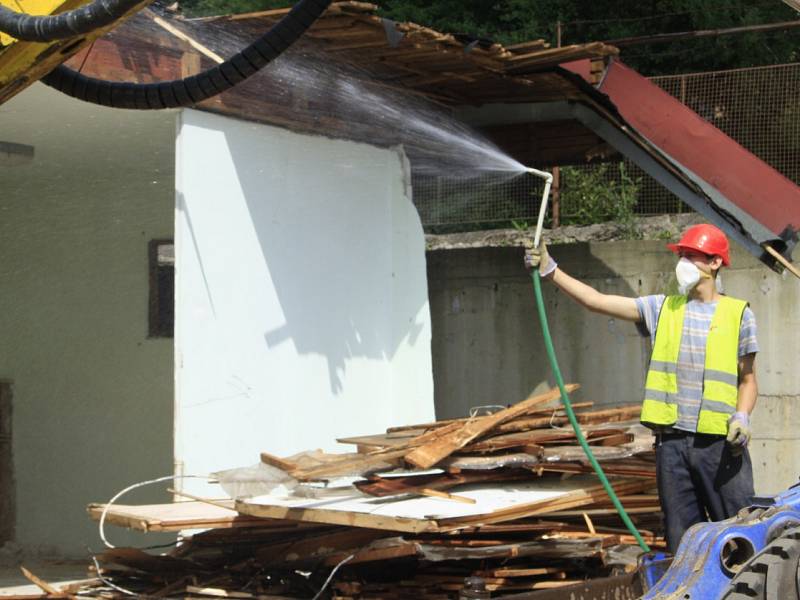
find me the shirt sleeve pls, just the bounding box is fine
[738,306,759,357]
[635,294,666,342]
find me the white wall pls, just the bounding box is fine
[174,110,434,494]
[0,84,175,555]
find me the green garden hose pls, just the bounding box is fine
[522,166,649,552]
[530,268,650,552]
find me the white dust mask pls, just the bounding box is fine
[675,257,701,295]
[675,257,715,295]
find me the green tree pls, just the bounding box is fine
[177,0,800,76]
[375,0,799,75]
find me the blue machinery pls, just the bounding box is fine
[496,483,800,599]
[640,481,800,599]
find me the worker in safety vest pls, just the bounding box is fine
[525,224,758,553]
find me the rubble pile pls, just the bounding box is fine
[20,386,664,599]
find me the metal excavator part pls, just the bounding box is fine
[641,480,800,599]
[493,482,800,600]
[724,524,800,599]
[0,0,153,104]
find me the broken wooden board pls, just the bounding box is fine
[235,475,648,533]
[404,385,580,469]
[87,501,287,532]
[353,469,530,497]
[381,401,594,436]
[289,420,468,480]
[461,428,626,453]
[336,431,418,449]
[493,404,642,434]
[540,459,656,478]
[336,403,637,451]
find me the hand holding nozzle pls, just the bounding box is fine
[524,239,557,277]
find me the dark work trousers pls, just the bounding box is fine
[655,432,754,553]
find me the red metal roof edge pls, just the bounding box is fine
[597,60,800,242]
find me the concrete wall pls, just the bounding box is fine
[0,84,175,555]
[174,110,434,498]
[427,240,800,494]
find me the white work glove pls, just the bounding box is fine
[726,412,751,456]
[523,240,557,277]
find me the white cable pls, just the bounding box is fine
[548,406,560,428]
[97,474,355,598]
[99,474,211,549]
[310,554,355,600]
[548,407,574,432]
[90,554,138,597]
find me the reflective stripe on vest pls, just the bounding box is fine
[641,295,747,434]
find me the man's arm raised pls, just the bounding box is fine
[546,268,641,322]
[525,241,641,323]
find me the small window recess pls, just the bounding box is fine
[149,239,174,338]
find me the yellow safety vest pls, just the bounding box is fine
[640,295,747,435]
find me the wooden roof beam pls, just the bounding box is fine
[505,39,550,53]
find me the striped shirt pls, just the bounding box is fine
[635,295,759,432]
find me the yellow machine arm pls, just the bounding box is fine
[0,0,331,109]
[0,0,152,105]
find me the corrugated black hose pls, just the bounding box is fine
[0,0,148,42]
[39,0,331,109]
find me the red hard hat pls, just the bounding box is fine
[667,224,731,266]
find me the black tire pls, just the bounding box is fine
[723,525,800,599]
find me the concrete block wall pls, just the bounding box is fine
[427,240,800,495]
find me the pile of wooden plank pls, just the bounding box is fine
[28,385,662,599]
[206,2,619,96]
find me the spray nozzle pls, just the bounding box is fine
[525,166,554,184]
[524,166,554,249]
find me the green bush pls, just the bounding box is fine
[560,163,642,239]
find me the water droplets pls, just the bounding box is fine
[116,9,527,183]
